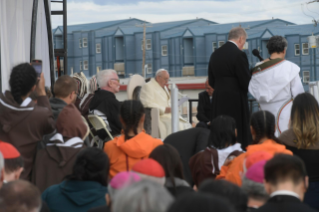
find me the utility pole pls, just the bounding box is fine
[136,23,152,76]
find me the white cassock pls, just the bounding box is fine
[249,59,304,136]
[140,78,190,139]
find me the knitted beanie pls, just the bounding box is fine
[245,160,267,183]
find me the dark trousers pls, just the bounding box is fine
[304,181,319,210]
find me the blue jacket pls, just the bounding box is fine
[42,180,107,212]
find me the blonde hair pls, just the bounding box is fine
[291,93,319,149]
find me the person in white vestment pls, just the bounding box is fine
[249,36,304,136]
[139,69,190,139]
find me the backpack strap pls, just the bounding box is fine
[227,150,244,158]
[206,147,220,174]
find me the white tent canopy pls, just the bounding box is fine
[0,0,52,92]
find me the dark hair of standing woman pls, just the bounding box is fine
[207,115,237,149]
[66,148,110,186]
[149,144,184,189]
[291,93,319,149]
[9,63,38,105]
[120,100,145,140]
[250,110,280,144]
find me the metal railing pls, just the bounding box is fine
[188,98,258,124]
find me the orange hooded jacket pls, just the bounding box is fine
[216,139,293,186]
[104,131,163,179]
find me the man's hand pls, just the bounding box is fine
[165,107,171,114]
[36,73,46,96]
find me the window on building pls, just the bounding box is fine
[83,60,88,70]
[162,45,168,56]
[97,66,101,73]
[294,44,300,56]
[82,38,88,48]
[80,61,82,71]
[96,43,101,53]
[302,43,309,55]
[147,64,152,74]
[70,67,74,75]
[79,39,82,48]
[218,41,225,48]
[303,71,310,83]
[141,39,152,50]
[212,42,217,52]
[146,39,152,50]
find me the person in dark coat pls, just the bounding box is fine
[208,27,252,149]
[32,104,88,193]
[49,75,78,120]
[89,69,122,138]
[167,192,234,212]
[149,144,194,198]
[256,154,317,212]
[199,179,248,212]
[196,79,214,129]
[164,127,210,185]
[42,148,109,212]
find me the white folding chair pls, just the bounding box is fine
[87,114,114,148]
[81,116,96,146]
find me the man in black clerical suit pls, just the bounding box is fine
[196,79,214,128]
[256,154,317,212]
[208,27,251,149]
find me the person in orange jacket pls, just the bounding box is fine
[104,100,163,179]
[216,111,292,186]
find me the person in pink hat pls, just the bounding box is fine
[242,160,269,211]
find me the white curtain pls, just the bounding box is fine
[0,0,33,92]
[0,0,52,92]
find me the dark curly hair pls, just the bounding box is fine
[120,100,145,140]
[9,63,37,104]
[66,148,110,186]
[266,35,288,55]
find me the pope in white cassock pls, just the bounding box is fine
[249,36,304,136]
[139,69,190,139]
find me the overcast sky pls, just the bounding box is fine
[51,0,319,28]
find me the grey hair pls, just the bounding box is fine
[113,179,174,212]
[97,69,117,88]
[228,27,247,40]
[155,69,168,77]
[241,176,269,201]
[266,35,288,54]
[0,152,3,179]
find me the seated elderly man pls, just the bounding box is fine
[90,69,122,139]
[139,69,190,139]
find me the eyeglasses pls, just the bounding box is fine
[110,78,120,83]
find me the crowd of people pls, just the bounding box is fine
[0,26,318,212]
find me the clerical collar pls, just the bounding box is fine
[228,40,238,48]
[270,190,300,199]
